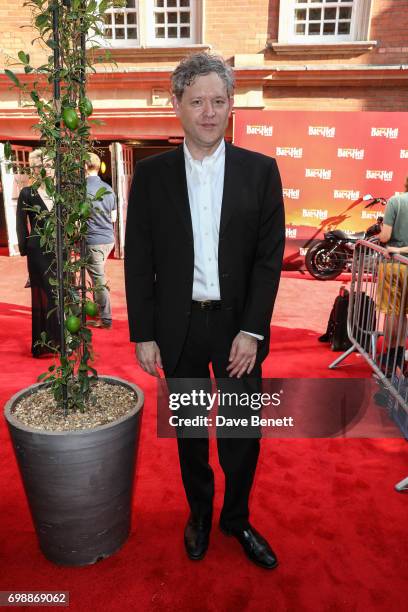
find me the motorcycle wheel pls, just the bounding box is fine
[305,242,347,280]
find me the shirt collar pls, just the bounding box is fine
[184,139,225,173]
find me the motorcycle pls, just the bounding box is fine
[305,194,386,280]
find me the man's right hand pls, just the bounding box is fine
[136,341,163,377]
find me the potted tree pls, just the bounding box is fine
[3,0,143,566]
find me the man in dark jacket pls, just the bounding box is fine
[125,53,285,568]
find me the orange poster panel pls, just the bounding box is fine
[233,110,408,269]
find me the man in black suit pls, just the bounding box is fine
[125,53,285,569]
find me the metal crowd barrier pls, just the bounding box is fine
[329,240,408,492]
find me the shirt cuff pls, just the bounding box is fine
[241,330,264,341]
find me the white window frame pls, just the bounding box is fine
[278,0,373,45]
[145,0,198,47]
[103,0,140,48]
[101,0,201,49]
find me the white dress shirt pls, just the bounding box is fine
[184,140,263,341]
[184,139,224,301]
[37,187,53,212]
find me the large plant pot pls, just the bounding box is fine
[4,375,143,567]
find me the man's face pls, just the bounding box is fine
[172,72,233,155]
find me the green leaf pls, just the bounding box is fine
[37,372,48,381]
[87,0,97,12]
[99,0,108,14]
[46,38,57,50]
[81,328,92,342]
[94,186,110,200]
[80,376,90,393]
[24,65,34,74]
[4,69,21,87]
[44,177,54,196]
[35,13,48,28]
[4,141,12,159]
[18,51,29,65]
[77,126,90,137]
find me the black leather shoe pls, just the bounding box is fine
[184,515,211,560]
[220,523,278,569]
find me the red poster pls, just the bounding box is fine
[233,110,408,270]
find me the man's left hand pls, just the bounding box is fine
[227,332,258,378]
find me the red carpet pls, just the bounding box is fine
[0,256,407,611]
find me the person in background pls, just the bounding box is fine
[16,149,60,357]
[377,177,408,372]
[85,152,117,329]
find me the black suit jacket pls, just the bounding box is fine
[124,142,285,374]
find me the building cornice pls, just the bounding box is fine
[268,41,377,57]
[89,44,211,61]
[265,64,408,87]
[1,64,407,93]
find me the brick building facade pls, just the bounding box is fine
[1,0,407,137]
[0,0,407,252]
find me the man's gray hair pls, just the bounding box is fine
[171,52,235,100]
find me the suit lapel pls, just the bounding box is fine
[219,142,242,237]
[163,145,193,242]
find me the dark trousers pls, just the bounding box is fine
[165,306,261,530]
